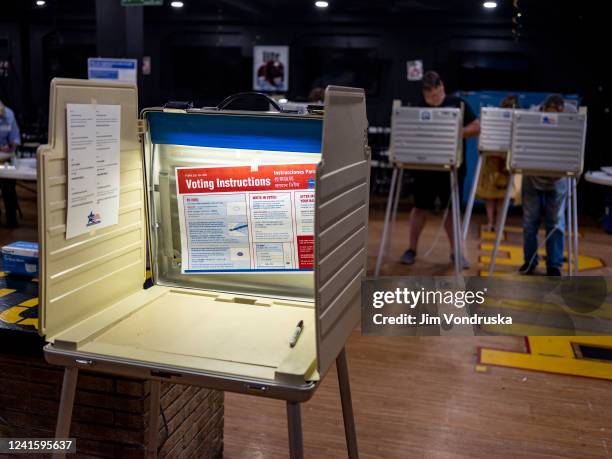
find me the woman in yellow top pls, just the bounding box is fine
[476,95,518,232]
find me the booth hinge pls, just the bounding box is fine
[163,101,194,112]
[306,104,324,115]
[137,119,147,136]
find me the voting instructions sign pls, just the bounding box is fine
[176,163,316,273]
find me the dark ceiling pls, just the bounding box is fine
[0,0,600,30]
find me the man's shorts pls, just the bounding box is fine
[411,167,465,210]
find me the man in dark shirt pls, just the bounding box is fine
[400,71,480,268]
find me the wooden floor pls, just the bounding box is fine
[224,205,612,459]
[3,189,612,458]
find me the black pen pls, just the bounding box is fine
[289,320,304,348]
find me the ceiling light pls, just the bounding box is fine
[35,0,46,6]
[171,1,184,7]
[315,1,329,8]
[483,1,498,8]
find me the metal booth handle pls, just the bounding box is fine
[216,92,282,112]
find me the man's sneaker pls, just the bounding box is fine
[450,253,470,269]
[519,261,537,275]
[546,267,562,276]
[400,249,416,265]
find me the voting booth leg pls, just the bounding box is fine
[488,175,514,276]
[566,178,574,276]
[53,367,78,459]
[572,177,579,275]
[449,169,462,276]
[146,380,162,459]
[337,348,359,459]
[462,154,483,241]
[286,402,304,459]
[390,169,404,231]
[375,167,400,276]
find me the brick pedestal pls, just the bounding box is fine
[0,334,224,458]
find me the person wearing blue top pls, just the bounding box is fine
[0,100,22,227]
[0,101,21,153]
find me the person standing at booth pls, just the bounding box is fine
[400,71,480,268]
[520,94,567,277]
[0,100,21,227]
[476,95,518,232]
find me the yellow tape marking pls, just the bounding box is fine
[0,288,16,297]
[19,298,39,308]
[0,306,29,324]
[480,347,612,380]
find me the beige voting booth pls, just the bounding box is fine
[38,79,370,458]
[374,102,465,276]
[488,108,587,276]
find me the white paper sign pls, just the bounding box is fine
[253,46,289,92]
[175,163,316,273]
[66,103,121,239]
[407,59,423,81]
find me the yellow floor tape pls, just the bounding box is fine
[477,226,612,379]
[479,336,612,380]
[478,227,604,276]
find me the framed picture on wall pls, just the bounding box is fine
[253,45,289,92]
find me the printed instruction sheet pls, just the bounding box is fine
[65,103,121,239]
[176,163,316,273]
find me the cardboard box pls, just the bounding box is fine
[2,241,39,277]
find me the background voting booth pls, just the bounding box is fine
[462,107,513,240]
[374,103,464,276]
[37,79,370,458]
[488,109,587,276]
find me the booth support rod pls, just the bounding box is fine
[566,177,574,276]
[146,380,162,458]
[462,154,483,240]
[337,348,359,459]
[390,169,404,231]
[572,177,579,274]
[450,169,461,276]
[488,175,514,276]
[375,167,399,276]
[286,401,304,459]
[53,367,79,459]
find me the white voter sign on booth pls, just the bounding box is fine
[37,79,369,458]
[65,103,121,239]
[462,107,514,240]
[88,58,138,84]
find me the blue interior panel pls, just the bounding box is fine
[146,111,323,153]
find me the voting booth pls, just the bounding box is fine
[38,79,370,458]
[462,107,514,240]
[488,109,587,276]
[374,103,464,276]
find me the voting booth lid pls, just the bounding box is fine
[508,108,587,176]
[38,79,369,384]
[389,105,463,170]
[478,107,513,153]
